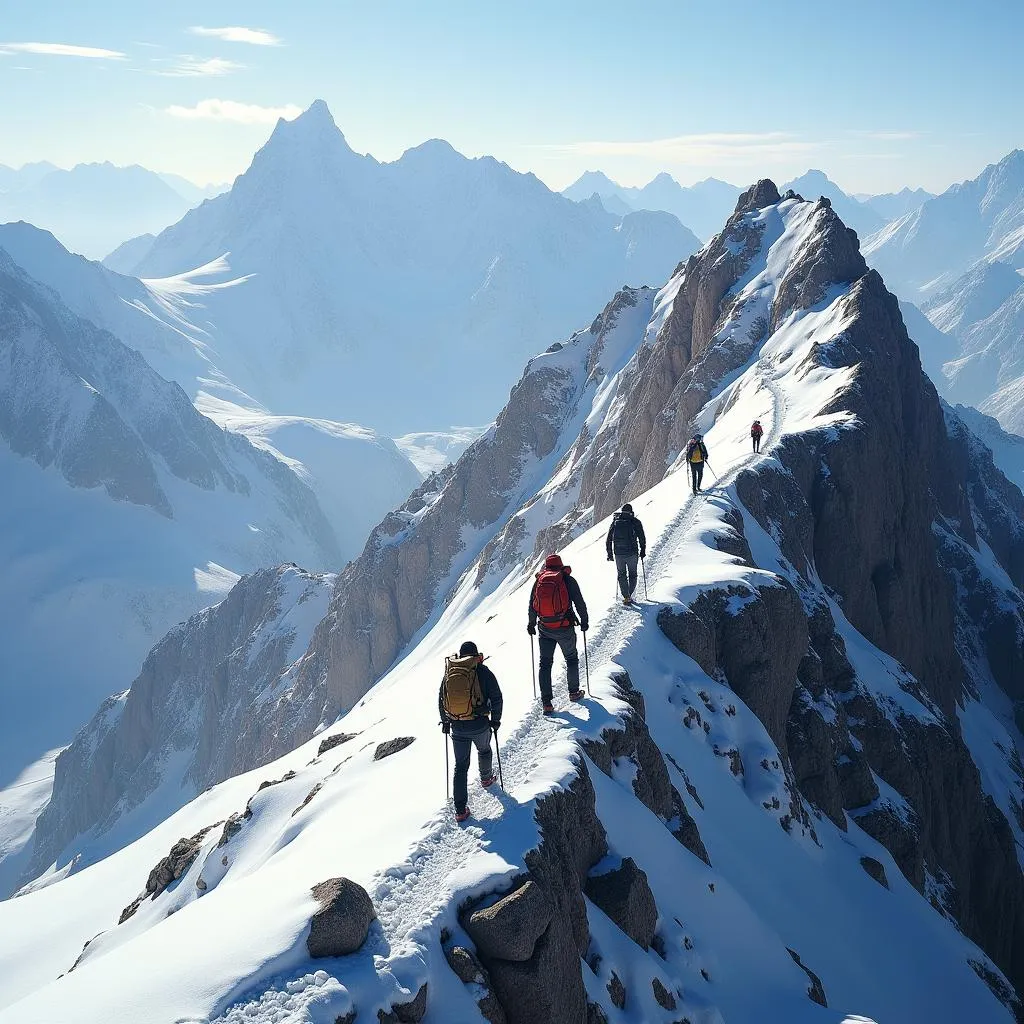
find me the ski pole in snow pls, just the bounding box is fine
[494,729,505,789]
[641,556,649,600]
[583,630,591,696]
[529,635,537,699]
[444,729,450,806]
[704,461,718,481]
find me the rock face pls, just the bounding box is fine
[306,877,376,958]
[584,858,658,950]
[26,566,334,884]
[463,760,607,1024]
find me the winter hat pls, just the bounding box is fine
[459,640,479,657]
[544,553,563,569]
[621,503,633,513]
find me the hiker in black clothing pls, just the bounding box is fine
[685,434,709,494]
[606,503,646,605]
[751,420,763,453]
[439,641,503,822]
[527,553,589,714]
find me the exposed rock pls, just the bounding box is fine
[586,1001,610,1024]
[465,880,552,962]
[293,783,323,816]
[658,576,808,755]
[373,737,416,761]
[669,787,710,866]
[652,977,677,1010]
[378,983,426,1023]
[217,812,246,848]
[306,878,376,958]
[860,856,889,889]
[443,945,506,1024]
[318,732,357,755]
[787,948,827,1007]
[585,858,658,951]
[607,971,626,1009]
[335,1012,357,1024]
[258,770,297,792]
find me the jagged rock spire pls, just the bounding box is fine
[733,178,782,215]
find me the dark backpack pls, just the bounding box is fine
[442,655,485,721]
[533,568,571,627]
[611,513,636,548]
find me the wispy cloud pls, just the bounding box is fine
[158,56,244,77]
[165,99,301,124]
[846,129,924,142]
[540,131,827,165]
[189,26,281,46]
[0,42,125,59]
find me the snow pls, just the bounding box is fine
[0,750,60,898]
[394,427,487,476]
[0,192,1014,1023]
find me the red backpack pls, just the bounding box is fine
[533,567,571,627]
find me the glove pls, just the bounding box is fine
[580,623,589,633]
[491,720,500,734]
[640,551,646,560]
[527,624,536,636]
[607,554,613,562]
[441,721,450,735]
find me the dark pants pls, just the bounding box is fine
[451,722,493,811]
[538,625,580,701]
[689,461,704,492]
[615,552,639,599]
[752,434,761,453]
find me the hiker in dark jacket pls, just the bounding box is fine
[527,553,589,714]
[606,503,646,604]
[751,420,763,453]
[685,434,709,494]
[439,640,503,822]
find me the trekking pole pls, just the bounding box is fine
[705,461,718,481]
[583,631,591,696]
[444,729,450,806]
[529,634,537,699]
[493,729,505,789]
[641,556,649,600]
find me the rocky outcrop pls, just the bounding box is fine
[373,737,416,761]
[584,858,658,950]
[462,759,607,1024]
[306,877,376,958]
[27,566,334,885]
[787,948,828,1007]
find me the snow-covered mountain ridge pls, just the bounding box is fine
[3,180,1023,1023]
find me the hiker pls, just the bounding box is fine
[527,553,589,714]
[439,640,503,823]
[751,419,763,453]
[685,433,709,494]
[606,503,646,605]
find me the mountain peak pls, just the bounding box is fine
[734,178,782,215]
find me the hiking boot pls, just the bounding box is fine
[542,701,555,715]
[569,689,585,702]
[623,595,632,605]
[481,774,497,788]
[455,806,471,823]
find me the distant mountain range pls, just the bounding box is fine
[114,100,701,433]
[0,161,227,259]
[563,167,934,242]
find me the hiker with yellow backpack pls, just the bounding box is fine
[685,433,709,495]
[439,641,504,822]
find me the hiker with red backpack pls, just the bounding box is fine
[439,640,504,823]
[685,434,709,495]
[527,553,589,714]
[751,420,763,453]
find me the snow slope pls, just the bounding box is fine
[0,248,341,789]
[0,222,423,559]
[126,101,700,433]
[781,169,885,239]
[1,187,1020,1022]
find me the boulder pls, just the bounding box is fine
[585,858,658,950]
[378,983,426,1023]
[319,732,357,755]
[607,971,626,1009]
[860,856,889,889]
[466,880,552,962]
[307,877,376,958]
[652,977,677,1010]
[374,737,416,761]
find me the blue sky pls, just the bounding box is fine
[1,0,1021,194]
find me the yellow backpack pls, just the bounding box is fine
[442,655,485,720]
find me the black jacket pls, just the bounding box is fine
[528,570,589,632]
[685,438,709,463]
[606,511,646,558]
[439,660,503,733]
